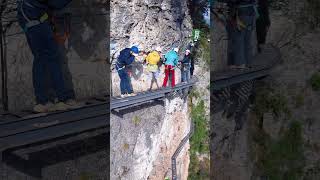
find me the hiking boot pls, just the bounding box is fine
[49,102,71,112]
[127,93,137,97]
[33,102,54,113]
[65,99,82,109]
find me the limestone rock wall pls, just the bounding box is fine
[111,97,191,180]
[110,0,192,95]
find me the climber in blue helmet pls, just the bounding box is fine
[17,0,75,113]
[116,46,140,98]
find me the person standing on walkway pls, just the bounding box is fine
[256,0,270,53]
[187,42,196,77]
[116,46,139,98]
[17,0,76,113]
[162,48,179,88]
[146,47,162,90]
[180,49,192,83]
[226,0,257,69]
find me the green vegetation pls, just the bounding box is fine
[259,121,305,180]
[189,88,201,99]
[251,84,308,179]
[198,31,210,68]
[294,92,305,108]
[188,0,209,30]
[188,154,210,180]
[188,0,210,68]
[309,72,320,91]
[132,116,141,126]
[190,100,209,154]
[253,86,291,120]
[188,99,210,179]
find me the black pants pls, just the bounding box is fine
[256,19,268,45]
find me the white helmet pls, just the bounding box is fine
[173,48,179,52]
[156,47,162,52]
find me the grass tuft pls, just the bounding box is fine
[309,72,320,91]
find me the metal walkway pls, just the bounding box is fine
[212,44,281,130]
[111,79,197,111]
[0,95,109,178]
[171,121,194,180]
[212,44,281,90]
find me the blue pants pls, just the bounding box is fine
[45,45,75,102]
[17,14,69,104]
[227,7,256,66]
[181,64,190,82]
[117,68,133,94]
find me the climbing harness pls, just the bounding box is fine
[235,3,260,31]
[19,0,49,32]
[165,66,176,71]
[19,0,71,45]
[237,3,260,19]
[50,12,71,44]
[182,62,191,71]
[115,62,125,71]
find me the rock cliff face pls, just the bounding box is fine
[110,0,192,55]
[0,0,108,111]
[111,97,191,180]
[110,0,192,95]
[211,1,320,179]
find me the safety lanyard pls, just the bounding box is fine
[237,3,260,19]
[20,0,49,32]
[116,62,125,71]
[51,13,71,44]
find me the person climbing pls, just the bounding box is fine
[162,48,179,88]
[256,0,270,53]
[116,46,139,98]
[17,0,76,113]
[146,47,162,91]
[180,49,192,83]
[225,0,257,69]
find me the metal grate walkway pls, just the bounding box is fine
[212,44,281,90]
[111,79,197,110]
[0,95,109,178]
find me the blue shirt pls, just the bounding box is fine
[164,50,179,66]
[117,48,135,66]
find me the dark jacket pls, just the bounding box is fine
[181,54,191,64]
[257,0,270,26]
[19,0,72,20]
[117,48,135,67]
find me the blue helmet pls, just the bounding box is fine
[131,46,139,54]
